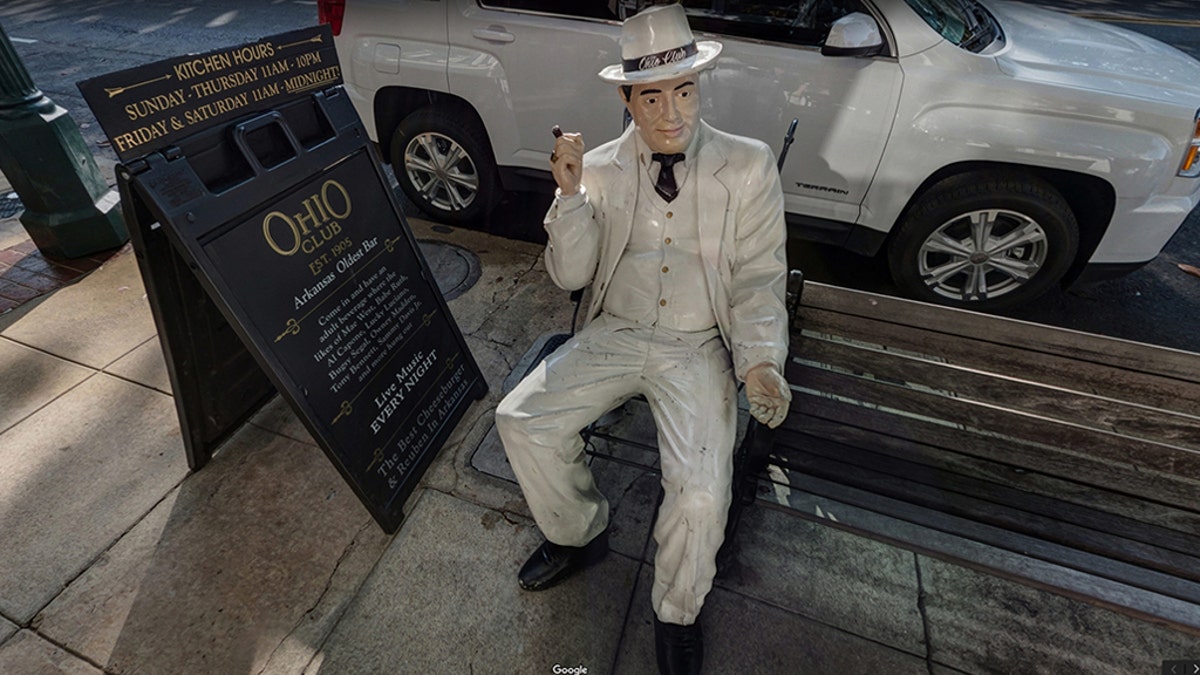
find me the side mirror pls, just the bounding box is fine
[821,12,884,57]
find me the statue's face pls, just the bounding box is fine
[623,74,700,154]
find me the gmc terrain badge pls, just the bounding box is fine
[796,182,850,196]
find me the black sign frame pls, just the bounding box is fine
[109,66,486,534]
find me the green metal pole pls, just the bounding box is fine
[0,21,127,258]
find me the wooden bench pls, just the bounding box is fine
[722,274,1200,635]
[527,269,1200,635]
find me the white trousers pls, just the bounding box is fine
[495,313,738,625]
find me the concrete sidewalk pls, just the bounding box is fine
[0,211,1195,674]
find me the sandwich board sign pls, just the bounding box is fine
[78,25,487,533]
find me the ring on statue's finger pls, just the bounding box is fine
[550,151,559,163]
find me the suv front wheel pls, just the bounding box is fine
[887,172,1079,311]
[390,107,500,225]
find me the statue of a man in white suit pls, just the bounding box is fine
[495,5,791,673]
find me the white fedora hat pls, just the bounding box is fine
[598,4,722,85]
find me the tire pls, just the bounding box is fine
[887,172,1079,311]
[390,107,500,226]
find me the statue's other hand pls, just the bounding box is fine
[745,363,791,429]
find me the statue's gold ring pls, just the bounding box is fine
[550,151,559,163]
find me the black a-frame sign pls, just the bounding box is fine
[81,27,487,533]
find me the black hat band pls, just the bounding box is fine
[622,41,699,74]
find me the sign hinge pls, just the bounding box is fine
[123,158,151,176]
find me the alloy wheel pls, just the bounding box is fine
[403,131,480,213]
[917,208,1049,302]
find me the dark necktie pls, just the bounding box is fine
[652,152,685,203]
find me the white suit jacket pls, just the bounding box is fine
[544,121,789,380]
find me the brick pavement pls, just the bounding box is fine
[0,236,126,315]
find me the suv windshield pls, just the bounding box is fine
[903,0,1003,52]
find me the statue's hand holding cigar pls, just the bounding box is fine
[550,125,585,196]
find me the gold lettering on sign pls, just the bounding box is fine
[189,69,259,99]
[173,52,234,81]
[92,31,335,159]
[123,89,188,121]
[294,51,322,69]
[263,179,353,256]
[260,59,291,79]
[282,66,342,94]
[112,119,170,153]
[231,42,276,65]
[182,92,251,125]
[251,82,282,103]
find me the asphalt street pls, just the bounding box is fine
[1,0,1197,351]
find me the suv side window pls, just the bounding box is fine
[681,0,869,47]
[478,1,619,21]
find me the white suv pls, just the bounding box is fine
[322,0,1200,310]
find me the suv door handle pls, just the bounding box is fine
[472,26,515,43]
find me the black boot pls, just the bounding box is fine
[654,617,703,675]
[517,530,608,591]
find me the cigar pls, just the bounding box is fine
[550,126,563,163]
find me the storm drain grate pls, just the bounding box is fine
[416,239,481,301]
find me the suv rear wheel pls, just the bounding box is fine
[887,172,1079,311]
[390,107,500,225]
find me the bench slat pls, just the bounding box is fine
[789,363,1200,497]
[788,388,1200,513]
[788,413,1200,539]
[773,429,1200,580]
[803,282,1200,385]
[797,335,1200,450]
[799,308,1200,419]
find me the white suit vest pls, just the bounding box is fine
[602,154,716,332]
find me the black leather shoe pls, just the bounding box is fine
[517,530,608,591]
[654,617,703,675]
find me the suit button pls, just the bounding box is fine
[660,299,667,307]
[662,266,669,274]
[664,237,672,245]
[666,211,673,219]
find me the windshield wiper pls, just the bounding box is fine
[954,0,997,51]
[952,0,982,32]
